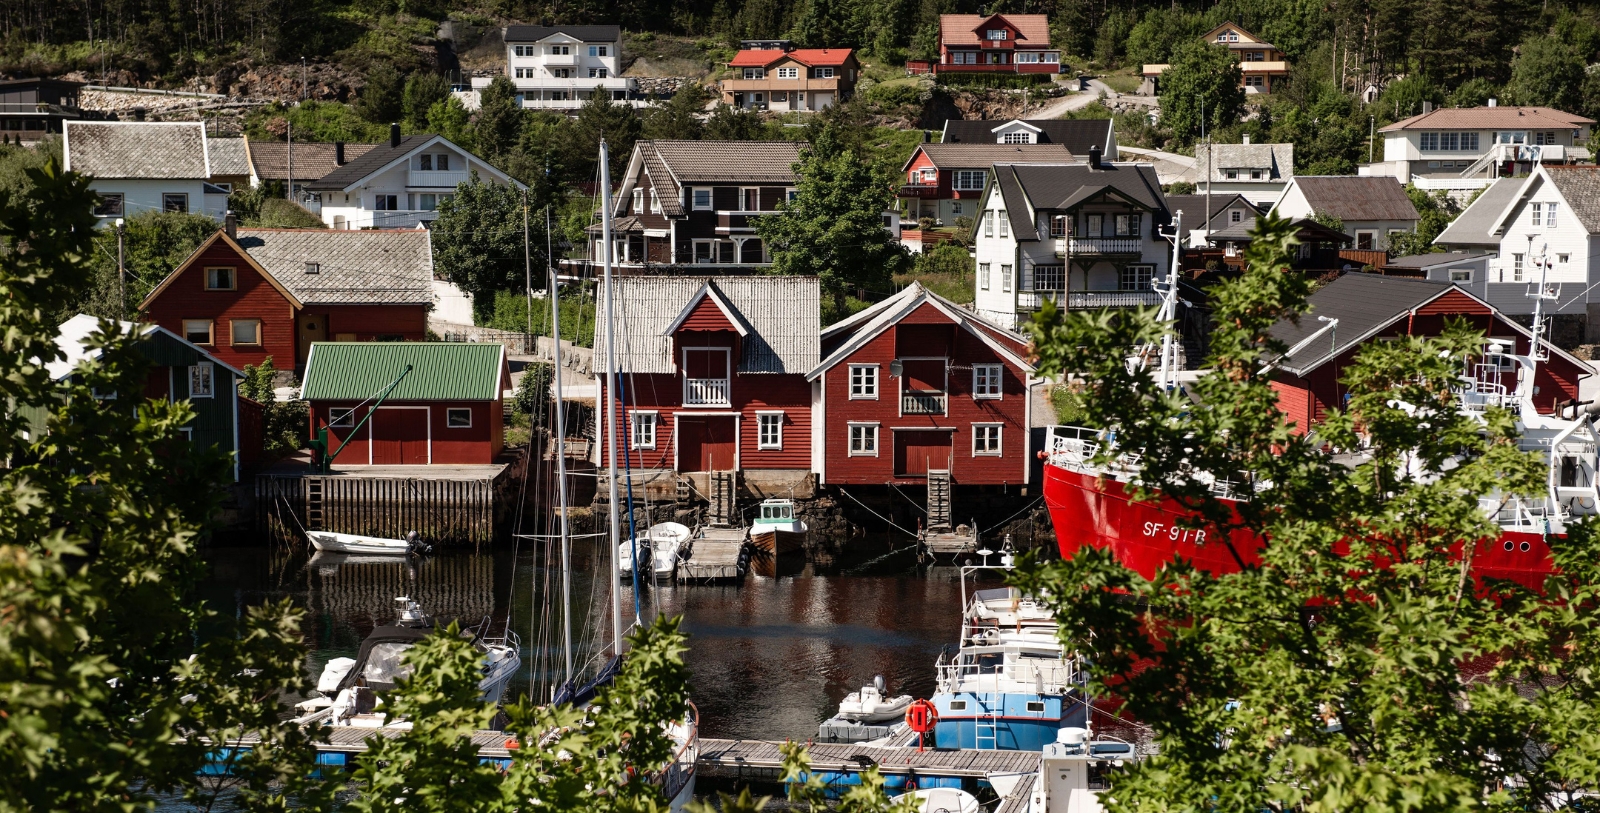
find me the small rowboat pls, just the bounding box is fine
[306,530,425,555]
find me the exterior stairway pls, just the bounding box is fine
[927,469,952,533]
[708,470,738,528]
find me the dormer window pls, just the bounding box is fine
[305,262,321,274]
[987,29,1008,40]
[1001,131,1031,144]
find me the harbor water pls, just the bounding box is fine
[199,533,971,740]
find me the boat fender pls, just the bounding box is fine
[1581,496,1596,510]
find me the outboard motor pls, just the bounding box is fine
[405,530,433,555]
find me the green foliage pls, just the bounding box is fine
[403,71,451,132]
[83,210,216,321]
[245,100,390,143]
[899,242,974,305]
[1311,211,1344,233]
[1159,39,1245,146]
[433,176,546,320]
[1018,213,1600,813]
[484,287,598,348]
[240,357,310,459]
[1388,184,1461,257]
[934,72,1051,90]
[357,60,406,123]
[780,741,917,812]
[642,83,711,140]
[476,75,527,161]
[426,95,474,149]
[1507,34,1587,112]
[257,197,328,228]
[1448,77,1502,109]
[755,122,910,315]
[1125,7,1206,66]
[513,362,553,416]
[1165,181,1197,195]
[562,91,643,185]
[703,103,771,140]
[1049,384,1089,425]
[1376,74,1444,123]
[0,160,328,811]
[336,13,436,73]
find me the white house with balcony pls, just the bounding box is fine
[308,125,521,230]
[1363,102,1595,191]
[972,152,1173,330]
[478,23,638,110]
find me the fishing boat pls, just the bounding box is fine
[749,498,807,555]
[296,597,520,727]
[306,529,430,556]
[619,522,692,580]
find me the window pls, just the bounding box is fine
[848,423,879,456]
[849,364,878,399]
[550,45,571,55]
[514,67,533,78]
[1356,231,1376,250]
[757,413,783,449]
[589,45,609,57]
[1244,75,1264,87]
[628,411,657,449]
[1086,214,1103,235]
[1230,209,1243,223]
[1048,215,1068,237]
[1114,213,1142,236]
[979,262,991,290]
[813,67,835,79]
[974,364,1003,398]
[513,45,535,57]
[1001,264,1013,292]
[951,202,963,215]
[1532,202,1542,226]
[983,210,994,237]
[1511,253,1524,282]
[1535,131,1558,145]
[743,188,760,211]
[162,193,188,213]
[1249,169,1263,180]
[552,69,572,79]
[776,67,799,79]
[1548,202,1559,227]
[1016,52,1040,63]
[303,260,321,275]
[1497,131,1526,145]
[953,170,986,190]
[419,154,432,170]
[1120,265,1154,291]
[1026,701,1046,712]
[918,167,937,183]
[1559,253,1570,264]
[375,194,399,210]
[986,28,1008,40]
[183,319,214,345]
[692,188,712,210]
[588,68,608,78]
[649,190,661,214]
[188,363,214,398]
[949,700,968,711]
[419,193,438,211]
[93,193,123,217]
[1225,169,1240,180]
[230,319,260,346]
[1449,269,1472,282]
[204,267,235,290]
[786,188,799,202]
[1001,131,1032,143]
[998,211,1008,238]
[1033,264,1064,291]
[743,68,765,80]
[329,408,355,428]
[633,188,644,213]
[973,424,1002,455]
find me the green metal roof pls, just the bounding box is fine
[300,342,506,401]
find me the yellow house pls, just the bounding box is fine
[1140,23,1290,95]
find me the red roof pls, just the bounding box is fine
[939,13,1052,47]
[729,48,855,68]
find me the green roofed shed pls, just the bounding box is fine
[301,342,509,402]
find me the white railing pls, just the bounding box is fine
[684,378,730,406]
[408,169,470,188]
[935,652,1078,695]
[1070,237,1144,255]
[902,391,946,414]
[1069,290,1161,308]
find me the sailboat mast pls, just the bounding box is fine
[1158,211,1182,388]
[549,234,574,684]
[599,139,625,654]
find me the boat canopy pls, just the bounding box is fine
[338,623,435,692]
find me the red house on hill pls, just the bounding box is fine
[809,282,1038,485]
[909,14,1062,75]
[301,342,510,466]
[593,276,818,482]
[1267,274,1592,431]
[140,224,435,372]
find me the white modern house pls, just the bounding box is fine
[64,121,230,223]
[972,150,1172,330]
[308,125,522,230]
[478,23,638,110]
[1363,103,1595,191]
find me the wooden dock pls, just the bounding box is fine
[678,527,748,582]
[695,738,1041,782]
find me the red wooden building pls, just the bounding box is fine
[593,276,818,476]
[808,282,1038,485]
[140,224,435,372]
[1268,274,1592,431]
[907,14,1062,75]
[300,342,510,466]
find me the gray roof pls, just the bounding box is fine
[622,140,804,217]
[1434,177,1519,248]
[207,138,251,177]
[504,24,621,42]
[1268,274,1458,374]
[1540,166,1600,234]
[912,142,1076,169]
[234,228,434,306]
[65,122,209,179]
[1192,143,1293,182]
[1288,176,1420,222]
[941,119,1116,155]
[1381,250,1492,270]
[249,141,378,183]
[307,135,513,191]
[811,282,1030,378]
[594,276,819,374]
[1164,193,1258,237]
[992,162,1167,240]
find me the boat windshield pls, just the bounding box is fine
[761,504,792,521]
[361,642,415,685]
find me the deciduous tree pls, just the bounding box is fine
[432,175,544,320]
[1158,39,1244,147]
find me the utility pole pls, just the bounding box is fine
[1368,115,1375,164]
[523,187,533,338]
[301,57,308,101]
[115,218,125,317]
[286,120,293,201]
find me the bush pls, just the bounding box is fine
[935,72,1052,90]
[239,357,309,459]
[513,363,553,416]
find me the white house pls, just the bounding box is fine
[64,121,230,223]
[1192,139,1293,206]
[478,24,638,110]
[307,125,522,230]
[973,150,1172,330]
[1269,175,1419,251]
[1364,103,1595,191]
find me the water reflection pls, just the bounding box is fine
[200,535,964,740]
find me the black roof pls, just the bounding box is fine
[1164,193,1259,239]
[942,119,1114,155]
[504,24,621,42]
[992,162,1167,240]
[1268,274,1455,375]
[309,134,433,190]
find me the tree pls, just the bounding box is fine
[357,60,406,124]
[755,125,909,319]
[476,75,527,161]
[0,160,329,811]
[432,176,544,320]
[1158,39,1245,146]
[642,83,711,141]
[427,95,475,151]
[81,209,217,321]
[404,71,450,132]
[564,90,643,184]
[1017,214,1600,813]
[240,356,309,459]
[1388,184,1461,258]
[1508,35,1586,112]
[703,103,768,140]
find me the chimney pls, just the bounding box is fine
[223,211,237,240]
[1488,97,1498,108]
[1422,100,1433,114]
[335,141,346,165]
[1242,133,1251,145]
[1088,145,1102,169]
[389,122,401,148]
[923,129,931,143]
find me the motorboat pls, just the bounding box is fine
[619,522,691,580]
[306,529,431,556]
[836,675,913,723]
[295,597,520,727]
[749,498,807,555]
[906,788,983,813]
[1024,727,1140,813]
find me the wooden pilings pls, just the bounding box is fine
[255,463,520,549]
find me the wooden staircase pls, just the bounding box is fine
[926,469,952,532]
[305,477,325,531]
[708,470,738,528]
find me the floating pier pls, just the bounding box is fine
[678,528,748,582]
[695,738,1040,781]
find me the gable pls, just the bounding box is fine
[1204,23,1259,43]
[139,231,302,311]
[1415,289,1493,316]
[676,294,740,332]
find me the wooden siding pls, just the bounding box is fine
[317,304,429,342]
[820,303,1030,485]
[143,238,297,370]
[310,399,503,465]
[678,295,739,332]
[599,371,812,471]
[625,170,675,231]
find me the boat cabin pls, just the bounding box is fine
[757,499,795,524]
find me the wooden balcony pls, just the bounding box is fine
[684,378,731,407]
[715,211,767,232]
[902,391,947,415]
[934,61,1062,74]
[1066,237,1144,256]
[718,77,842,93]
[899,183,942,199]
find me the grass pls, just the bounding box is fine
[1098,70,1143,94]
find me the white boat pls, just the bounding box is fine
[749,498,807,555]
[306,530,424,556]
[619,522,691,579]
[837,676,913,723]
[1025,727,1139,813]
[906,788,982,813]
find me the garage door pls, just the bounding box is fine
[371,407,429,465]
[678,416,736,471]
[894,430,953,477]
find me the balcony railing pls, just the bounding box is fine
[899,182,941,198]
[684,378,731,406]
[409,169,470,188]
[902,391,947,415]
[1018,290,1161,309]
[1067,237,1144,256]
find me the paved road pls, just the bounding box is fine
[1025,78,1161,119]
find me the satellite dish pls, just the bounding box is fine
[889,360,904,378]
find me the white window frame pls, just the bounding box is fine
[692,187,713,210]
[1001,131,1031,143]
[1548,201,1559,227]
[1512,253,1524,282]
[972,423,1002,456]
[1119,265,1154,291]
[849,364,879,399]
[998,211,1009,238]
[1532,202,1542,226]
[230,318,261,346]
[630,410,658,450]
[446,408,472,428]
[986,28,1008,40]
[1001,264,1012,293]
[979,262,990,290]
[848,423,880,457]
[1449,268,1472,282]
[329,407,356,428]
[974,364,1003,399]
[776,66,799,79]
[983,210,994,238]
[756,411,784,450]
[953,170,986,190]
[188,362,214,399]
[743,68,765,80]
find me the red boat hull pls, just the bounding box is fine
[1043,463,1557,590]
